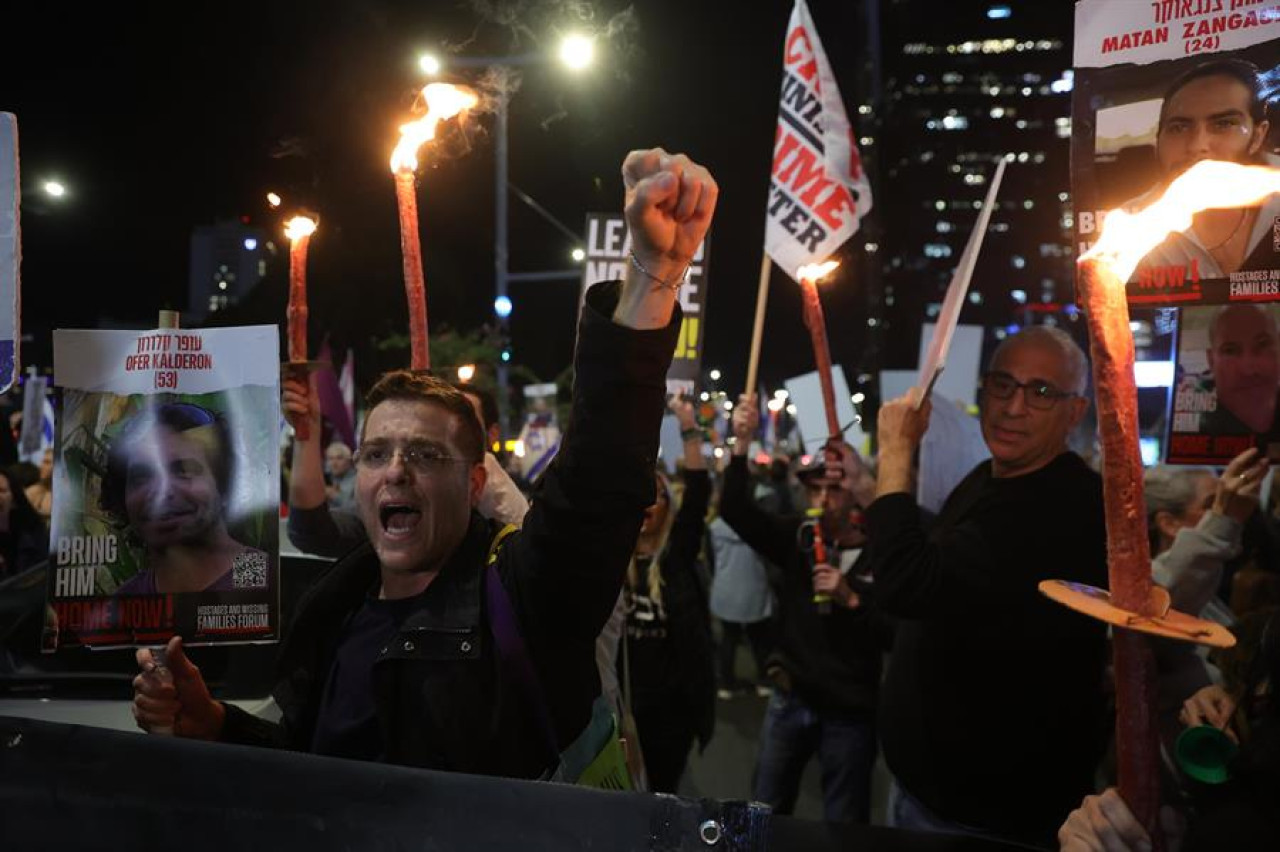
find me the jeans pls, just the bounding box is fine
[717,620,773,688]
[752,691,876,823]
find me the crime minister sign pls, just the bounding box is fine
[582,213,711,392]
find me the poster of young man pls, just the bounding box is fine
[1168,301,1280,463]
[1072,0,1280,306]
[43,326,280,650]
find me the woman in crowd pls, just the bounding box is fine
[0,466,48,579]
[620,394,714,794]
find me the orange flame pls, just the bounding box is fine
[390,83,480,173]
[797,260,840,283]
[1083,159,1280,281]
[284,216,317,242]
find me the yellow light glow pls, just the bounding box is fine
[390,83,479,173]
[1083,159,1280,280]
[456,363,476,383]
[284,216,317,241]
[796,260,840,283]
[266,192,282,208]
[559,34,595,71]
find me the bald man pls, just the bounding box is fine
[1200,304,1280,451]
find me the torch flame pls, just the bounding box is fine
[797,260,840,283]
[284,216,317,242]
[1083,159,1280,281]
[390,83,480,173]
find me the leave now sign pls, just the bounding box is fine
[581,213,711,391]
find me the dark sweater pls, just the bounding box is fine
[865,452,1110,844]
[719,455,890,717]
[624,469,715,747]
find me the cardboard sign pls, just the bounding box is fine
[582,213,710,393]
[45,326,281,650]
[785,366,863,455]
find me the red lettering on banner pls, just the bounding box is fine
[813,184,855,230]
[772,131,801,175]
[785,27,818,81]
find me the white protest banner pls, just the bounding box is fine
[918,394,989,515]
[45,325,280,650]
[917,323,985,409]
[764,0,872,281]
[785,366,862,456]
[0,114,18,393]
[915,156,1008,407]
[582,213,711,393]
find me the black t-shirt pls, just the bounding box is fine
[310,590,423,760]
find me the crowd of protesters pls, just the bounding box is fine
[0,146,1275,849]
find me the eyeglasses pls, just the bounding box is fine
[353,440,473,473]
[981,371,1077,411]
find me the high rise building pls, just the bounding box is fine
[872,1,1076,376]
[188,221,268,323]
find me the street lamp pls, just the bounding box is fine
[423,35,597,436]
[43,180,66,199]
[571,247,586,262]
[457,363,476,383]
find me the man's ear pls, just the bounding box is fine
[1067,395,1089,430]
[1249,119,1271,157]
[469,461,488,507]
[1154,510,1183,545]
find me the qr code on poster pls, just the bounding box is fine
[232,551,269,589]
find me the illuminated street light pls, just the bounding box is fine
[419,54,442,75]
[266,192,282,208]
[709,369,722,382]
[558,34,595,71]
[494,295,513,319]
[457,363,476,383]
[571,247,586,262]
[43,181,66,199]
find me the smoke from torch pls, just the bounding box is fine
[391,83,479,371]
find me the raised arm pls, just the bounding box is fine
[718,394,795,567]
[502,148,718,638]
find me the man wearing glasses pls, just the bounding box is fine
[131,147,717,780]
[867,326,1110,848]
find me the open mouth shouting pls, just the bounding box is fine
[379,501,424,540]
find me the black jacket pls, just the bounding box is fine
[865,452,1110,844]
[221,281,680,779]
[719,455,890,717]
[624,469,715,747]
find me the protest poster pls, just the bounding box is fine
[918,394,989,515]
[582,213,711,394]
[1167,301,1280,463]
[764,0,872,282]
[44,325,280,650]
[1072,0,1280,307]
[784,367,863,456]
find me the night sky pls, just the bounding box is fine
[7,0,941,394]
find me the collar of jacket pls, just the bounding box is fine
[277,512,496,672]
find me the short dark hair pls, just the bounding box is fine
[364,370,485,464]
[458,384,499,432]
[1160,58,1267,128]
[100,402,233,524]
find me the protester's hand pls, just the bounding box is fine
[1180,683,1237,741]
[731,394,759,456]
[813,565,860,609]
[133,636,225,741]
[282,371,321,442]
[622,148,717,286]
[669,393,697,431]
[1058,789,1151,852]
[877,391,932,457]
[823,440,877,509]
[1212,448,1267,524]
